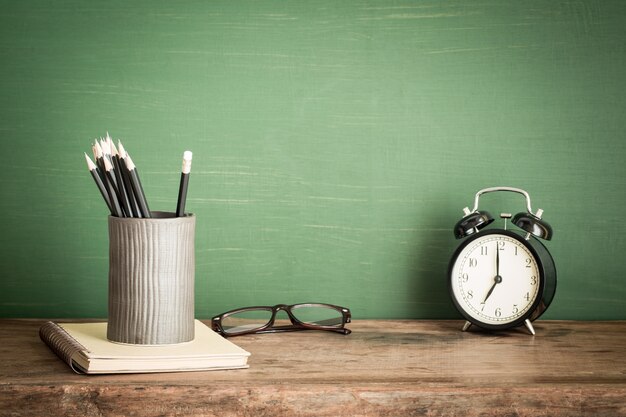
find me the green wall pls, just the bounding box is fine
[1,1,624,320]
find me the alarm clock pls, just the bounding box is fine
[448,187,556,335]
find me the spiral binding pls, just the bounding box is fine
[39,321,86,374]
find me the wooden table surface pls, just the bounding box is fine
[1,319,625,416]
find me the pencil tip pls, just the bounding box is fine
[110,140,119,156]
[100,138,110,155]
[94,140,103,156]
[183,151,193,161]
[125,153,136,170]
[84,153,97,170]
[117,141,126,157]
[103,155,113,171]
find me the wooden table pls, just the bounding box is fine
[1,319,625,416]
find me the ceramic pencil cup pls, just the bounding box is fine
[107,211,195,345]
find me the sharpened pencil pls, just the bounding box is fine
[94,140,107,179]
[117,141,142,218]
[176,151,192,217]
[124,152,151,218]
[109,140,133,217]
[103,156,123,217]
[84,153,113,214]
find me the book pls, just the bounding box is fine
[40,320,250,374]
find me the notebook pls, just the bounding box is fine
[40,320,250,374]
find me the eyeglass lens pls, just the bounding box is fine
[221,305,344,335]
[290,304,344,326]
[221,308,273,334]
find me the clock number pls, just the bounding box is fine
[480,246,488,256]
[515,246,518,256]
[462,273,469,283]
[495,307,502,317]
[467,290,474,299]
[530,276,537,285]
[498,241,505,249]
[525,258,532,268]
[512,304,519,314]
[469,258,478,267]
[524,292,530,301]
[480,302,486,312]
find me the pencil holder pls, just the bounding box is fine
[107,211,195,345]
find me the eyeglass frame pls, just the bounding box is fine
[211,303,352,337]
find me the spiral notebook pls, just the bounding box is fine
[40,320,250,374]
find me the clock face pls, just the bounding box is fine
[450,230,542,327]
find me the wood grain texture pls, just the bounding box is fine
[1,319,625,416]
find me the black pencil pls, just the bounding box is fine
[176,151,193,217]
[84,153,113,214]
[94,141,107,181]
[124,152,151,218]
[91,143,106,184]
[117,141,142,218]
[102,156,123,217]
[101,136,119,192]
[109,140,133,217]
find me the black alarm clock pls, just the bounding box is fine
[448,187,556,335]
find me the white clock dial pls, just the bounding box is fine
[451,233,540,325]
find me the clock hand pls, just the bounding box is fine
[482,243,504,304]
[483,274,503,305]
[496,242,500,276]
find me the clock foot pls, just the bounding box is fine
[462,321,472,332]
[524,319,536,335]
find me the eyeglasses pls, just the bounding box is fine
[211,303,352,337]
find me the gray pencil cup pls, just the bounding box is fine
[107,211,195,345]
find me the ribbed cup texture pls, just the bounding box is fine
[107,212,195,344]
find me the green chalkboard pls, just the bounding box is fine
[1,0,625,320]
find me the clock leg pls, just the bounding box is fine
[462,321,472,332]
[524,319,536,335]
